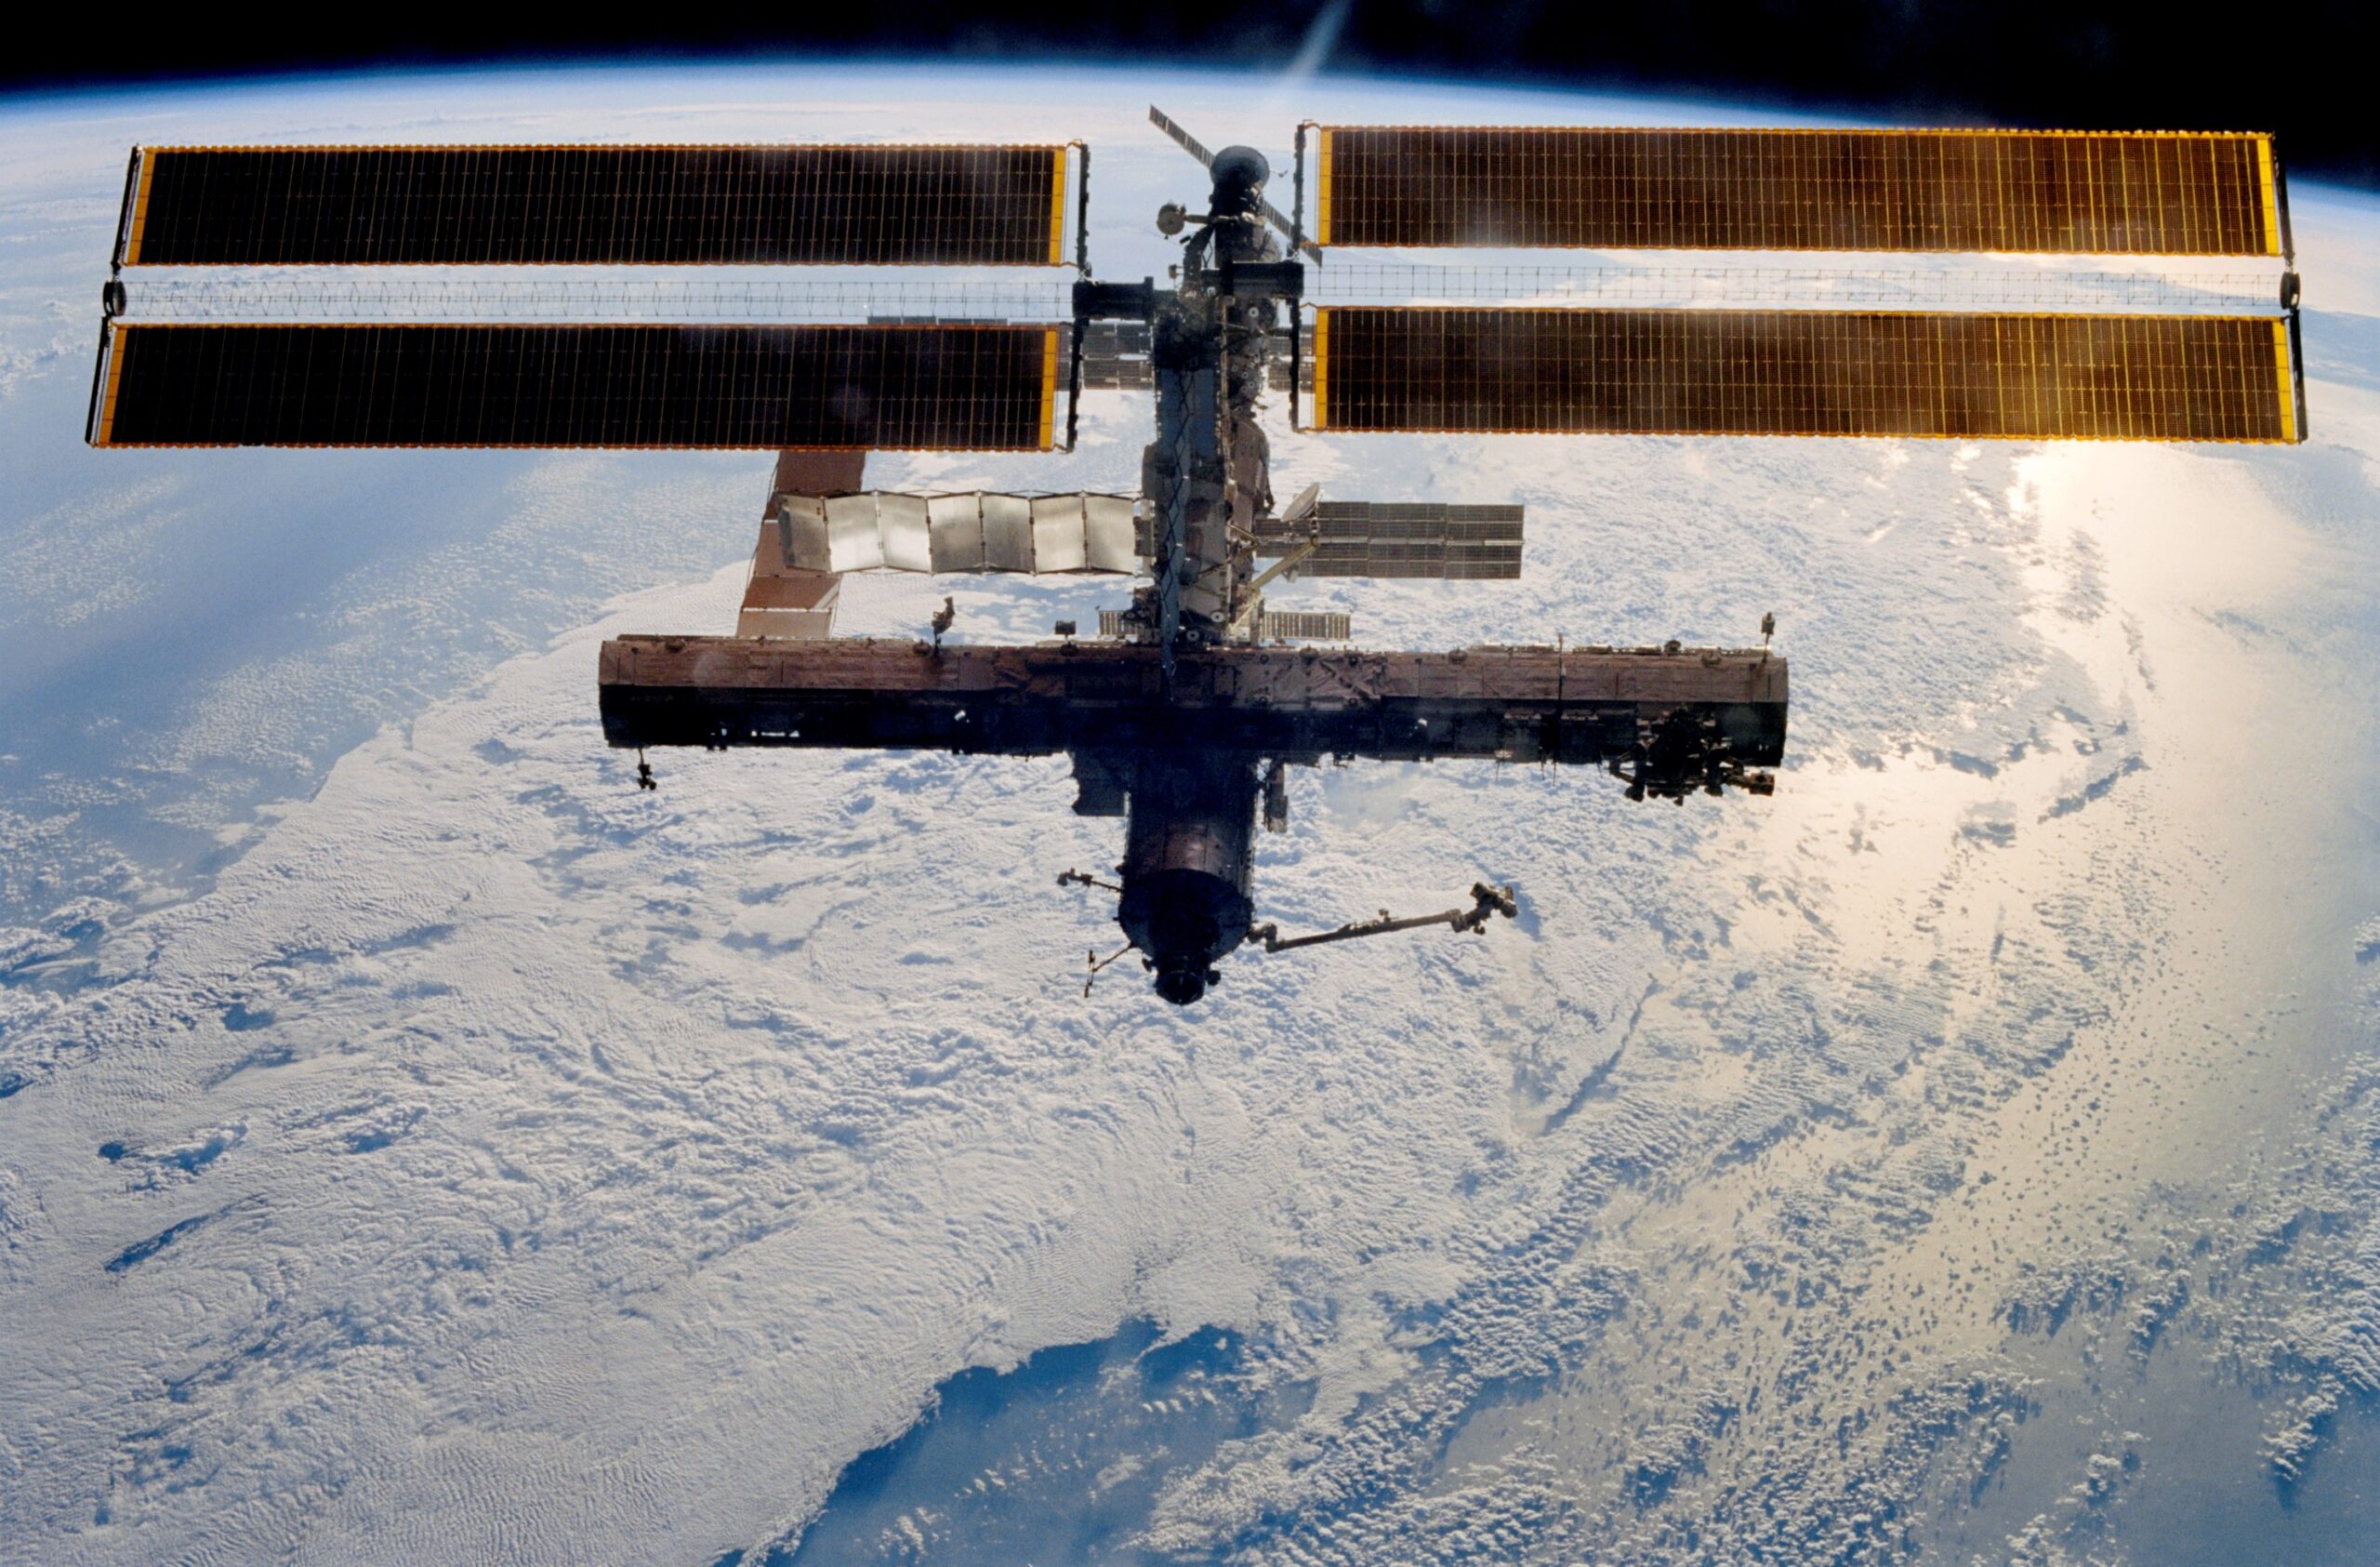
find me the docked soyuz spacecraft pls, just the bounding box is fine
[88,111,2303,1001]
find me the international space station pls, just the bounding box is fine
[87,111,2305,1003]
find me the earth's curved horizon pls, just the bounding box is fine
[2,60,2376,1566]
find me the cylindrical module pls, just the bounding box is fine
[1117,754,1259,1004]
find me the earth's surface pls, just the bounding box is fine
[2,62,2377,1566]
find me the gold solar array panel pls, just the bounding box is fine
[88,323,1064,450]
[1307,307,2298,444]
[117,144,1073,267]
[1313,127,2283,256]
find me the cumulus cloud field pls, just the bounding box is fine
[3,66,2378,1565]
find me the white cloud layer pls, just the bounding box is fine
[3,64,2377,1567]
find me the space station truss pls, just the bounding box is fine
[774,491,1142,574]
[1305,126,2286,256]
[599,636,1786,765]
[114,142,1080,267]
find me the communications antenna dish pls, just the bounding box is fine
[86,111,2306,1003]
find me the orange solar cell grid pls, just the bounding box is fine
[119,144,1070,266]
[1309,307,2296,443]
[90,323,1061,450]
[1315,127,2281,256]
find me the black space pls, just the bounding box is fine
[11,3,2373,188]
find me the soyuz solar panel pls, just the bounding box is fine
[1316,127,2282,256]
[1309,307,2297,444]
[118,144,1071,267]
[89,323,1061,450]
